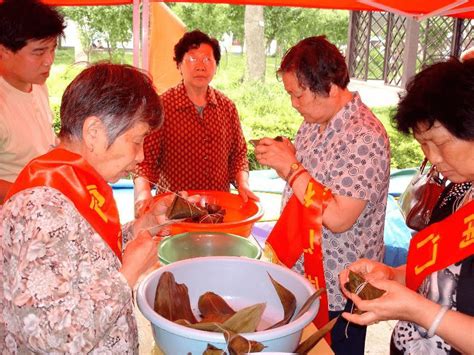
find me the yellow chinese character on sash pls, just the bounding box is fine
[414,233,440,275]
[117,230,123,251]
[460,214,474,248]
[87,185,108,222]
[303,229,315,255]
[304,182,316,208]
[305,273,320,289]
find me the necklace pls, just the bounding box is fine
[453,183,474,212]
[461,184,474,205]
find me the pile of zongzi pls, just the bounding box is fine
[153,271,334,354]
[167,195,226,224]
[344,270,386,314]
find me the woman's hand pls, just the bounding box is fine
[341,278,428,325]
[134,197,154,219]
[339,259,413,326]
[254,137,298,179]
[235,171,259,203]
[133,192,201,237]
[133,176,153,218]
[342,275,474,354]
[339,258,395,285]
[340,259,407,289]
[120,230,160,287]
[133,194,173,237]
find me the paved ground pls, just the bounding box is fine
[348,79,403,107]
[366,320,397,354]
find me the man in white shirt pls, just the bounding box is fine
[0,0,65,201]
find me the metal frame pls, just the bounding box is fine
[348,11,474,87]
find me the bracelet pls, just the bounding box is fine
[427,305,449,338]
[285,162,301,182]
[289,169,306,188]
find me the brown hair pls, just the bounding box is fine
[0,0,65,52]
[173,30,221,66]
[59,63,163,145]
[278,36,349,96]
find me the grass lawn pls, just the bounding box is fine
[48,48,422,169]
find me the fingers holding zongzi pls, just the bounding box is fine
[341,277,427,326]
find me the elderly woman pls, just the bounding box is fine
[134,30,257,216]
[0,63,175,353]
[429,47,474,224]
[340,58,474,355]
[255,36,390,354]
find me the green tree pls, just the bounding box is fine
[167,3,235,39]
[265,8,349,55]
[166,3,245,72]
[227,5,245,41]
[168,4,349,57]
[61,6,133,62]
[161,4,349,83]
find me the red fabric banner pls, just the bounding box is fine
[5,148,123,261]
[26,0,474,19]
[406,200,474,291]
[266,180,333,339]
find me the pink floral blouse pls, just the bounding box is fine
[0,187,138,354]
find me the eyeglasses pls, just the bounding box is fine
[184,56,215,65]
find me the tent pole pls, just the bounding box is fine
[434,5,474,18]
[133,0,141,68]
[345,11,355,70]
[141,0,150,72]
[401,18,419,88]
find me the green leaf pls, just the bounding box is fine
[222,303,266,333]
[224,330,266,355]
[175,319,230,333]
[293,288,325,321]
[202,344,226,355]
[154,272,197,323]
[166,195,205,220]
[199,292,236,324]
[266,273,296,329]
[294,316,339,354]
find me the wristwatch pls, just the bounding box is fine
[285,162,301,181]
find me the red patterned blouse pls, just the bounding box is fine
[136,82,249,192]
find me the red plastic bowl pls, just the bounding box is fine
[154,190,264,237]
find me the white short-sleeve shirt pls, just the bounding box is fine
[0,76,56,182]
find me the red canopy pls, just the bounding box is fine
[40,0,474,18]
[42,0,132,4]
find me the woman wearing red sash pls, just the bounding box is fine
[0,63,178,353]
[340,58,474,354]
[255,36,391,353]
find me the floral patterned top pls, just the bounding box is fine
[391,188,473,354]
[283,92,391,311]
[0,187,138,354]
[391,262,462,354]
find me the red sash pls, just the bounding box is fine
[406,200,474,291]
[5,148,122,261]
[266,180,333,340]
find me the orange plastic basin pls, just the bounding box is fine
[154,190,264,237]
